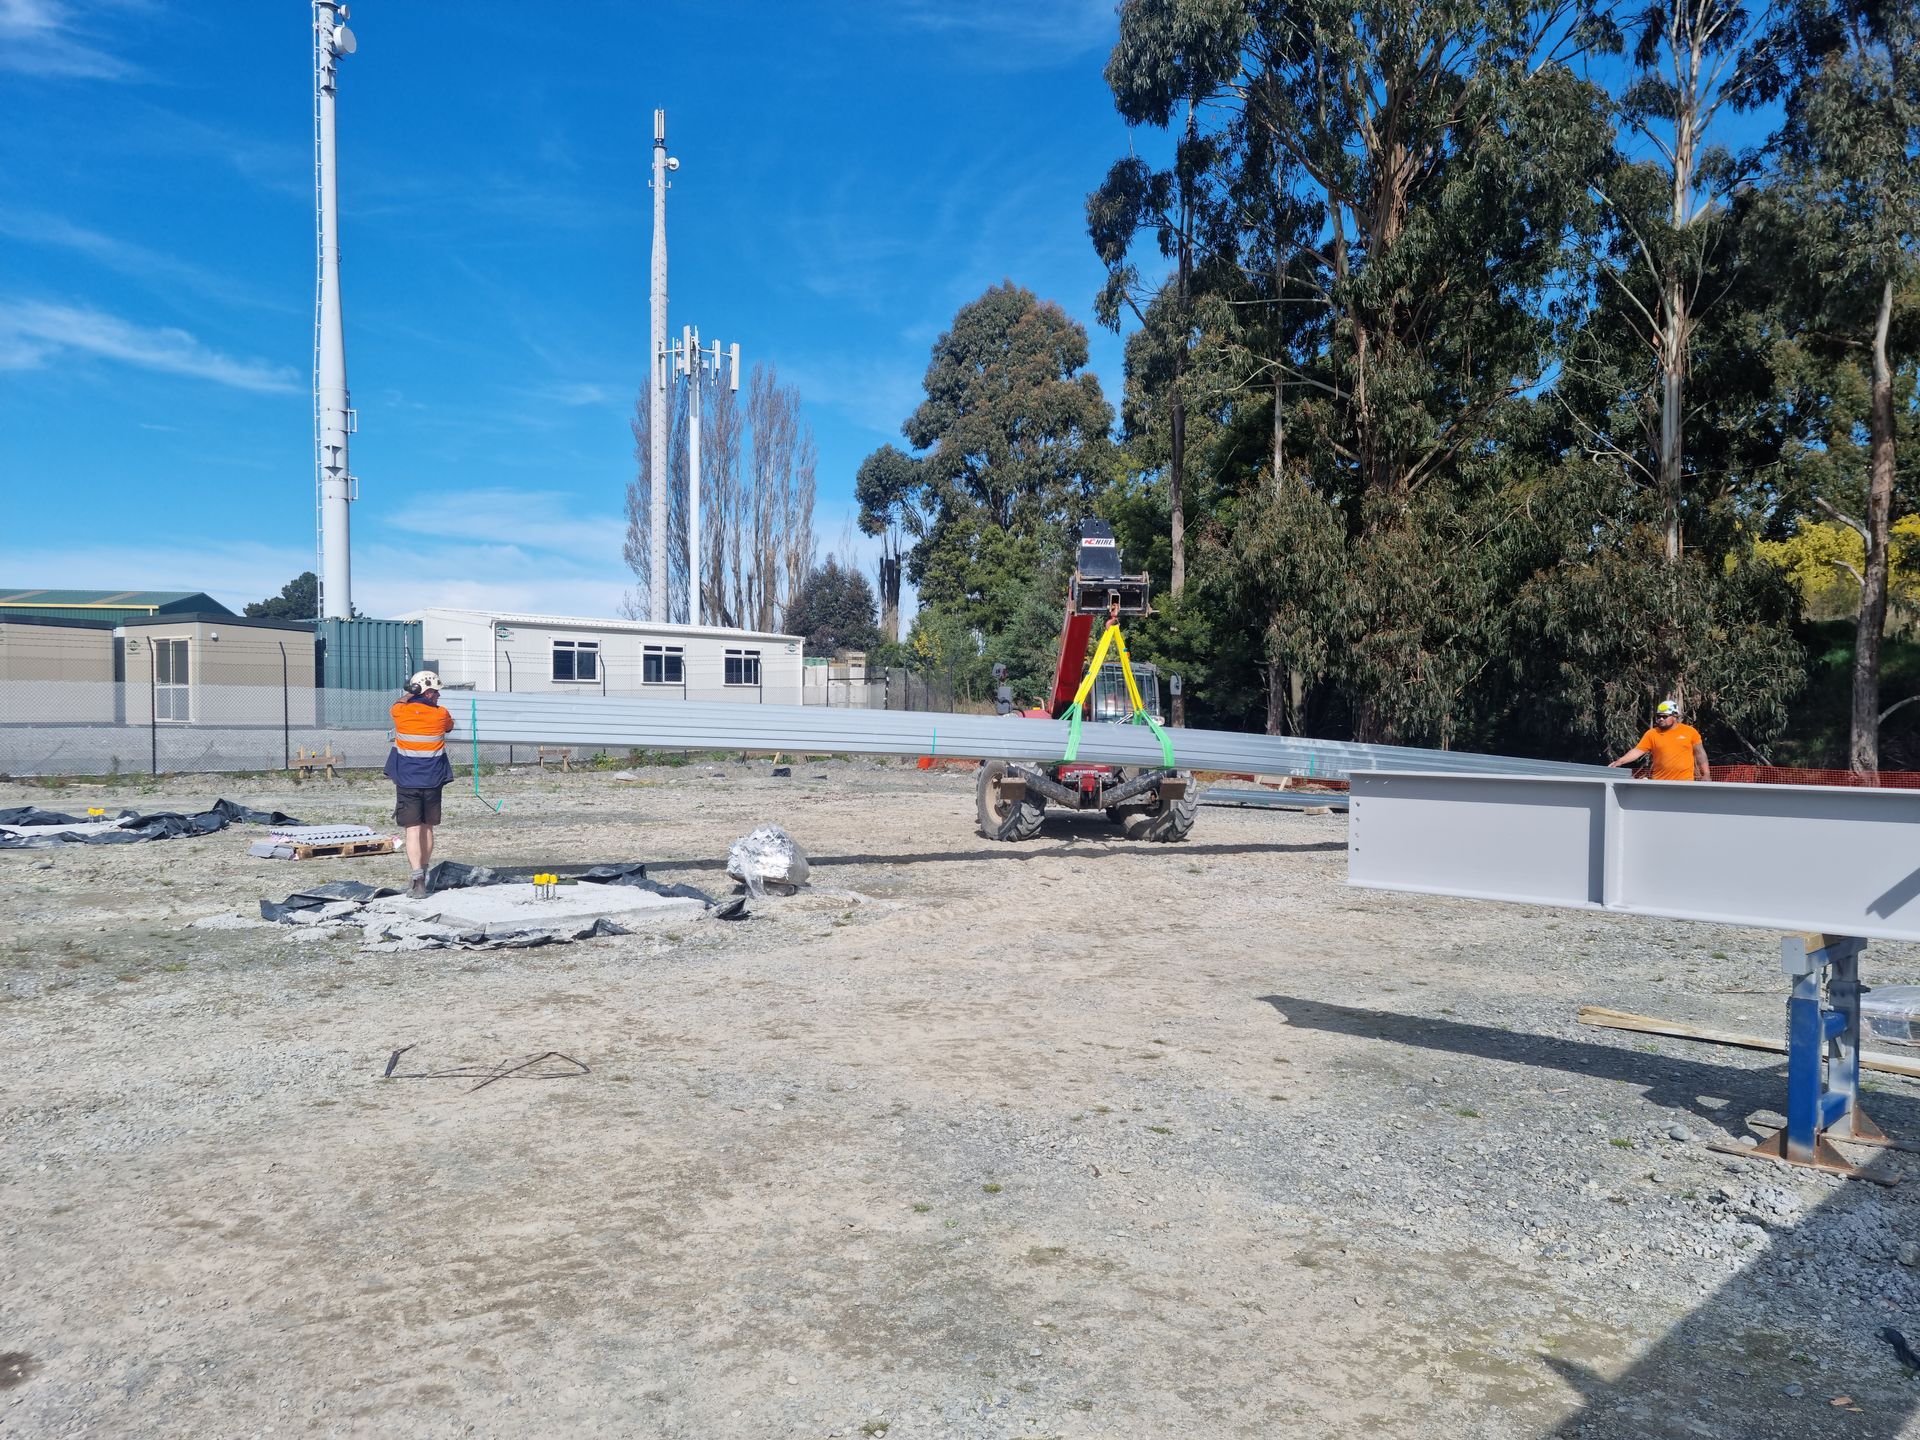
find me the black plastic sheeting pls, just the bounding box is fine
[259,859,723,924]
[0,799,305,850]
[399,917,637,952]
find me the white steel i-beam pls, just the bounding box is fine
[313,1,357,620]
[1347,771,1920,943]
[453,691,1613,783]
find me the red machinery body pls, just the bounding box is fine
[1048,612,1096,718]
[975,520,1195,843]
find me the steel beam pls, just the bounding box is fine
[1349,771,1920,943]
[454,692,1612,785]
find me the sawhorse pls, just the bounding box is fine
[291,745,338,781]
[1715,933,1906,1182]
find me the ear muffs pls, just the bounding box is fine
[405,682,423,696]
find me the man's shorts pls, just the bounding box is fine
[394,786,444,827]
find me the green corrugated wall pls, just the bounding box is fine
[316,617,422,691]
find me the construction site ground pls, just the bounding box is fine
[3,760,1918,1439]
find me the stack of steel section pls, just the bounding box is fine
[454,692,1612,783]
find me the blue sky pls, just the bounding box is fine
[0,0,1139,618]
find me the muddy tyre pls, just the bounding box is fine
[977,760,1047,842]
[1121,780,1198,843]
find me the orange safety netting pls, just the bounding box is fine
[1715,765,1920,790]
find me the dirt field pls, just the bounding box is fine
[3,760,1918,1439]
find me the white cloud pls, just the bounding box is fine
[358,566,635,623]
[0,209,288,311]
[0,538,317,613]
[0,0,131,79]
[876,0,1115,64]
[352,531,642,620]
[124,104,309,198]
[382,488,625,565]
[0,531,640,622]
[0,298,301,393]
[780,353,924,440]
[533,381,624,409]
[0,494,912,627]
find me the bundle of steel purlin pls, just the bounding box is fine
[455,692,1613,782]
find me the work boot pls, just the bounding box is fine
[407,873,429,900]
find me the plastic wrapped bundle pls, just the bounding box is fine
[726,825,811,897]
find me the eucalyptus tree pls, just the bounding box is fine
[856,284,1115,646]
[1746,0,1920,771]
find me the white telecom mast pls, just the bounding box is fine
[313,1,358,619]
[648,111,677,623]
[670,327,741,625]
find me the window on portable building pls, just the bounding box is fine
[644,645,684,684]
[552,640,599,682]
[724,648,761,686]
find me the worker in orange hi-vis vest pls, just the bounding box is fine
[384,670,455,897]
[1607,699,1712,781]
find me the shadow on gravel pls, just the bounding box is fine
[646,839,1343,875]
[1258,994,1920,1143]
[1261,995,1918,1439]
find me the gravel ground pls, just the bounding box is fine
[2,759,1918,1439]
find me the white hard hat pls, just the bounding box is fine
[408,670,443,694]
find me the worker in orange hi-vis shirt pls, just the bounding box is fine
[1607,699,1711,781]
[385,670,456,897]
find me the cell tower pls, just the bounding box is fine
[649,111,677,624]
[313,2,358,620]
[668,326,741,626]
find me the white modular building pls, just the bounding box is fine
[395,608,804,704]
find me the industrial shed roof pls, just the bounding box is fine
[0,589,235,624]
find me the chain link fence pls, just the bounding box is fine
[0,678,409,778]
[0,670,966,778]
[798,668,959,712]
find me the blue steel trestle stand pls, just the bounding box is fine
[1716,934,1906,1183]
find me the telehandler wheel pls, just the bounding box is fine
[976,760,1047,842]
[1121,779,1198,842]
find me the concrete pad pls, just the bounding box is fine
[370,882,702,936]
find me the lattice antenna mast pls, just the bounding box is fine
[669,327,742,626]
[314,1,358,620]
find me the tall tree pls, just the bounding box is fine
[623,379,691,621]
[783,558,880,657]
[860,284,1114,650]
[246,572,320,621]
[782,429,818,632]
[630,362,816,628]
[1748,0,1920,772]
[701,370,746,627]
[855,444,931,644]
[1088,124,1212,605]
[1097,0,1619,743]
[1601,0,1778,564]
[1096,12,1250,721]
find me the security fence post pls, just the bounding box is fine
[148,644,158,777]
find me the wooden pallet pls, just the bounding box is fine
[287,836,400,860]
